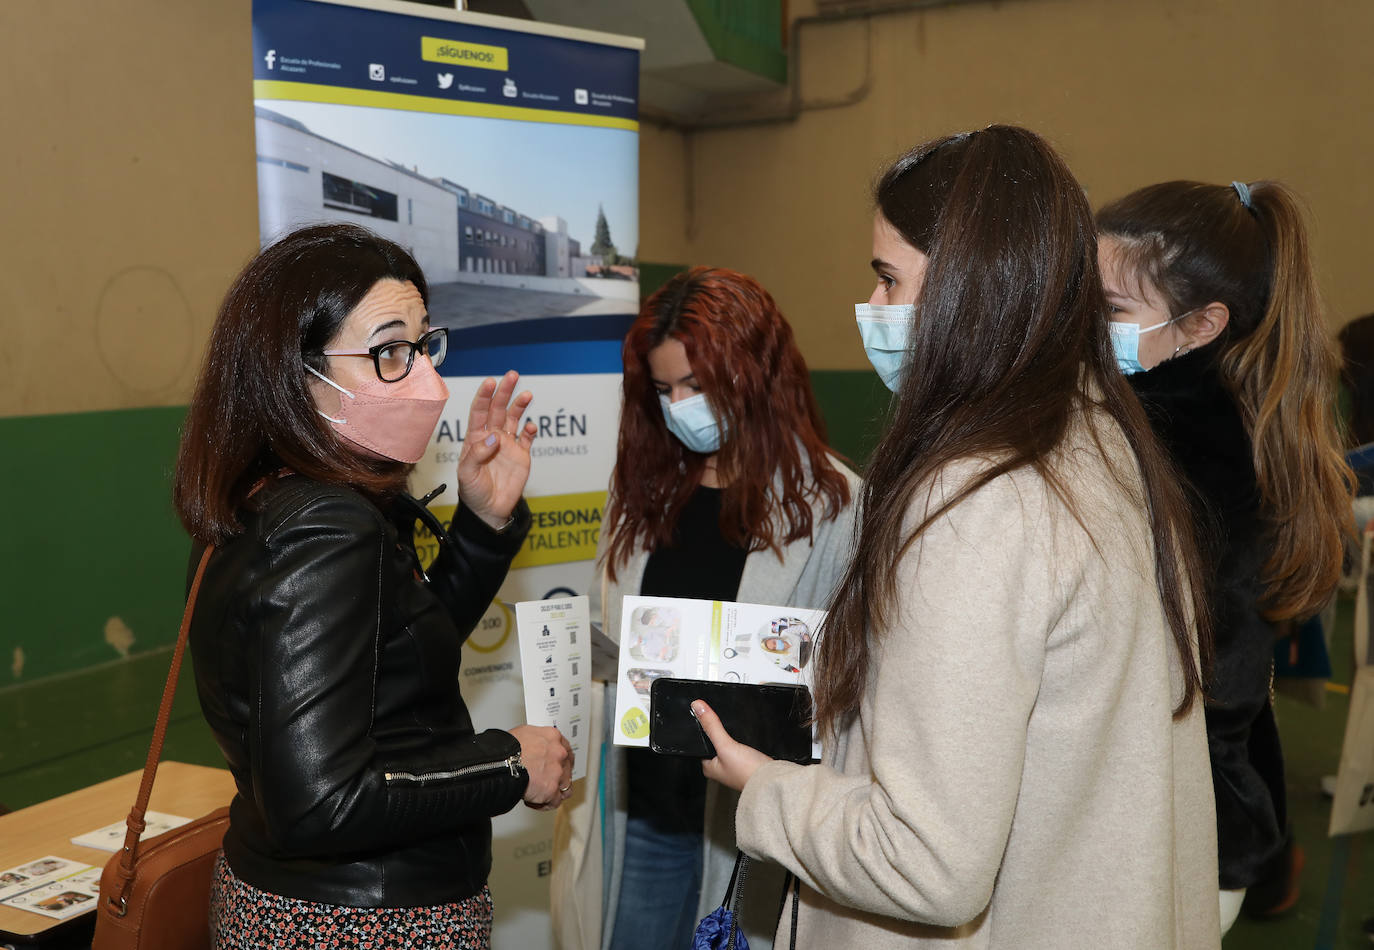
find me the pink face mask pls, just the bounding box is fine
[306,359,449,463]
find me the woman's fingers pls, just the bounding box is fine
[463,371,525,436]
[511,724,574,809]
[465,431,502,466]
[464,376,498,438]
[693,700,772,792]
[509,388,534,424]
[487,370,520,432]
[691,699,733,749]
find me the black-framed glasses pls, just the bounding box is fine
[324,327,448,382]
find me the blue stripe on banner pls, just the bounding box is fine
[449,313,635,349]
[442,339,624,377]
[252,0,640,125]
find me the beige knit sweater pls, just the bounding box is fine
[736,414,1220,949]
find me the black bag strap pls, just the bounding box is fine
[775,870,801,950]
[719,850,751,950]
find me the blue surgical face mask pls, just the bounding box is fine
[1109,314,1188,375]
[659,393,724,453]
[855,303,916,392]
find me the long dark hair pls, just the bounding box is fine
[604,267,850,577]
[1098,182,1353,621]
[174,223,426,545]
[814,127,1211,739]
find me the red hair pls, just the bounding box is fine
[604,267,850,578]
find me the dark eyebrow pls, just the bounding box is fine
[870,258,895,274]
[366,319,408,341]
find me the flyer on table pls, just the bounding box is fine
[1,867,101,921]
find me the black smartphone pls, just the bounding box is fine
[649,678,814,765]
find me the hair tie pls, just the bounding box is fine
[1231,180,1253,210]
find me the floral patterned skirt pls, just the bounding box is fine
[209,851,493,949]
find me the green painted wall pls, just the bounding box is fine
[686,0,788,84]
[0,371,886,689]
[0,367,884,807]
[4,393,1373,949]
[0,407,191,685]
[810,369,889,469]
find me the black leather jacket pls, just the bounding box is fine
[188,474,532,907]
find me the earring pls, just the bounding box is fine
[1172,342,1192,358]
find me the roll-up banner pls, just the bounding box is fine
[251,1,641,942]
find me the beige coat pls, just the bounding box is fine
[736,417,1220,949]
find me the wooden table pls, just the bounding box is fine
[0,762,236,942]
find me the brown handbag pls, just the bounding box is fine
[93,546,230,950]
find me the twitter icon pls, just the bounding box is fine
[437,73,454,90]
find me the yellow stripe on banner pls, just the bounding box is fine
[1325,681,1351,695]
[410,491,604,573]
[254,80,639,131]
[511,490,606,569]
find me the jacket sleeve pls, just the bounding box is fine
[248,491,528,856]
[806,458,862,602]
[736,469,1055,926]
[424,498,532,638]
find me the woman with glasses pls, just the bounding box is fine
[174,223,573,950]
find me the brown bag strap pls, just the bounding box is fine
[109,543,215,896]
[105,472,289,912]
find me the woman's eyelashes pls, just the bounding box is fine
[653,383,703,398]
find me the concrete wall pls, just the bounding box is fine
[635,0,1374,371]
[1,0,1370,688]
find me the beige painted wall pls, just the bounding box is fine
[2,0,1368,416]
[0,1,260,418]
[638,0,1374,370]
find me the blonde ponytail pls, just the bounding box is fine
[1218,182,1354,620]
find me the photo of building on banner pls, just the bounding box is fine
[251,1,641,945]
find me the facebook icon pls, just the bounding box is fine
[264,49,277,69]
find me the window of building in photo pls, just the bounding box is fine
[257,155,309,173]
[322,172,398,221]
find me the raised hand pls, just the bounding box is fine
[456,370,538,529]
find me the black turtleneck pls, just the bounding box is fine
[628,485,748,834]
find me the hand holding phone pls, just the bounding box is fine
[649,678,813,765]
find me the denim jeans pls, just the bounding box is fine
[608,815,704,950]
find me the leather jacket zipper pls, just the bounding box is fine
[384,753,524,784]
